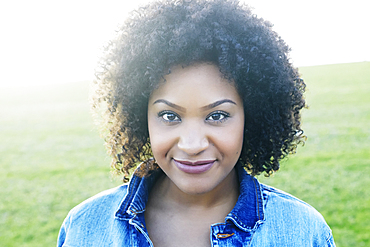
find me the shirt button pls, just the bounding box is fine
[217,233,235,239]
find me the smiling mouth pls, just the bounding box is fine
[173,159,216,174]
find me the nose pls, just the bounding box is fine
[177,122,209,155]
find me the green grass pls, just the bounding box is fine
[260,62,370,246]
[0,62,369,246]
[0,82,121,246]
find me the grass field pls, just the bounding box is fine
[0,62,369,246]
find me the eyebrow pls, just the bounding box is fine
[153,99,236,111]
[201,99,237,110]
[153,99,186,112]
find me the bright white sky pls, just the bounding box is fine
[1,0,369,85]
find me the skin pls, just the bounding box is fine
[145,63,245,246]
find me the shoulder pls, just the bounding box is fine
[260,182,325,221]
[260,183,315,208]
[60,184,129,233]
[57,184,129,246]
[66,184,128,221]
[257,183,335,246]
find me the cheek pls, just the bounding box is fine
[148,119,173,160]
[150,136,167,160]
[219,117,244,158]
[221,130,244,157]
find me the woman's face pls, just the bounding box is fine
[147,63,244,195]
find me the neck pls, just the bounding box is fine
[152,168,239,210]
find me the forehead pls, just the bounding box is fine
[149,63,241,104]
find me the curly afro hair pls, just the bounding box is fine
[92,0,306,182]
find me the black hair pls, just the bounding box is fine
[92,0,306,181]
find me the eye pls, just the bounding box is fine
[206,111,229,122]
[158,111,181,122]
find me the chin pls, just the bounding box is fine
[175,178,220,195]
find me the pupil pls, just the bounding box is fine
[168,114,176,120]
[213,114,221,120]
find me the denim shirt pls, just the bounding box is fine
[57,165,335,246]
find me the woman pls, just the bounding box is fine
[58,0,335,246]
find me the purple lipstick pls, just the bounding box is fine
[173,159,215,174]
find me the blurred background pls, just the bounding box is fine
[0,0,369,246]
[1,0,369,86]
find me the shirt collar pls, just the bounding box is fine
[115,163,265,231]
[225,164,265,231]
[115,165,162,220]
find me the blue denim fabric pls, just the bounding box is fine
[57,164,335,246]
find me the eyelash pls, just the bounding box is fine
[158,110,230,123]
[158,111,181,123]
[206,111,230,123]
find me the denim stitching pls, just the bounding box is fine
[123,175,138,214]
[252,178,264,221]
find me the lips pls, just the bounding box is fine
[173,159,215,174]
